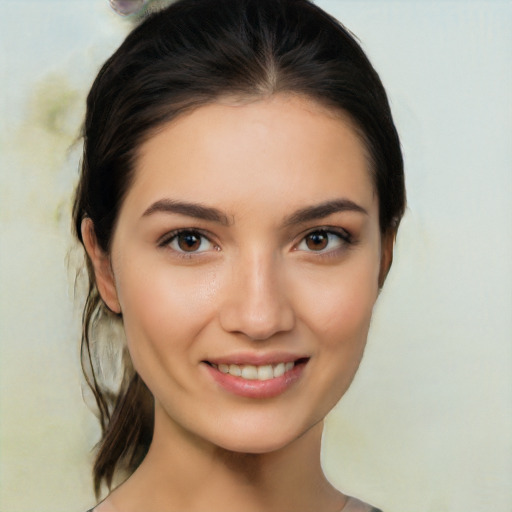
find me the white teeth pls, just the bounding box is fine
[241,365,258,379]
[214,361,297,380]
[273,362,285,378]
[229,364,242,377]
[218,363,229,374]
[257,365,274,381]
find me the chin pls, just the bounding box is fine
[218,436,291,455]
[206,414,322,456]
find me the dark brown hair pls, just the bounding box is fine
[73,0,405,497]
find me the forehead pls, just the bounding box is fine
[123,94,377,220]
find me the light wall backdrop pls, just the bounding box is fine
[0,1,511,511]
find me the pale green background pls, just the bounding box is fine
[0,1,511,511]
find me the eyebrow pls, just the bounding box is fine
[142,197,367,226]
[142,199,231,225]
[283,199,368,226]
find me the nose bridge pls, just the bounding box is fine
[219,246,294,340]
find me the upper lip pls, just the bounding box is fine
[204,352,310,366]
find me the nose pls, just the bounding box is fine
[219,251,295,341]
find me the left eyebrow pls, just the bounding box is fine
[283,199,368,226]
[141,198,231,225]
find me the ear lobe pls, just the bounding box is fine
[378,230,395,289]
[81,218,121,314]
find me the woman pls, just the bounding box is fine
[74,0,405,510]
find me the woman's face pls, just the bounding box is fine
[91,94,389,454]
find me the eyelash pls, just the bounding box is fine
[158,229,218,258]
[294,228,353,257]
[158,227,353,258]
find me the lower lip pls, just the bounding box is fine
[203,361,307,399]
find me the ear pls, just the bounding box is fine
[81,218,121,314]
[378,230,395,289]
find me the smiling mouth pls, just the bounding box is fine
[204,358,309,381]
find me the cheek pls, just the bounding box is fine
[114,260,221,362]
[294,255,380,347]
[301,257,380,408]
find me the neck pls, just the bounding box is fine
[107,404,345,512]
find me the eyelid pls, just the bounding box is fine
[158,228,219,255]
[293,226,353,253]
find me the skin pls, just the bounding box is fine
[84,94,394,512]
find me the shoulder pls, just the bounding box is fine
[342,496,383,512]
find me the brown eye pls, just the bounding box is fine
[177,232,202,252]
[164,230,215,254]
[297,229,349,254]
[305,231,329,251]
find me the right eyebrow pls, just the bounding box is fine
[142,199,231,226]
[283,198,368,227]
